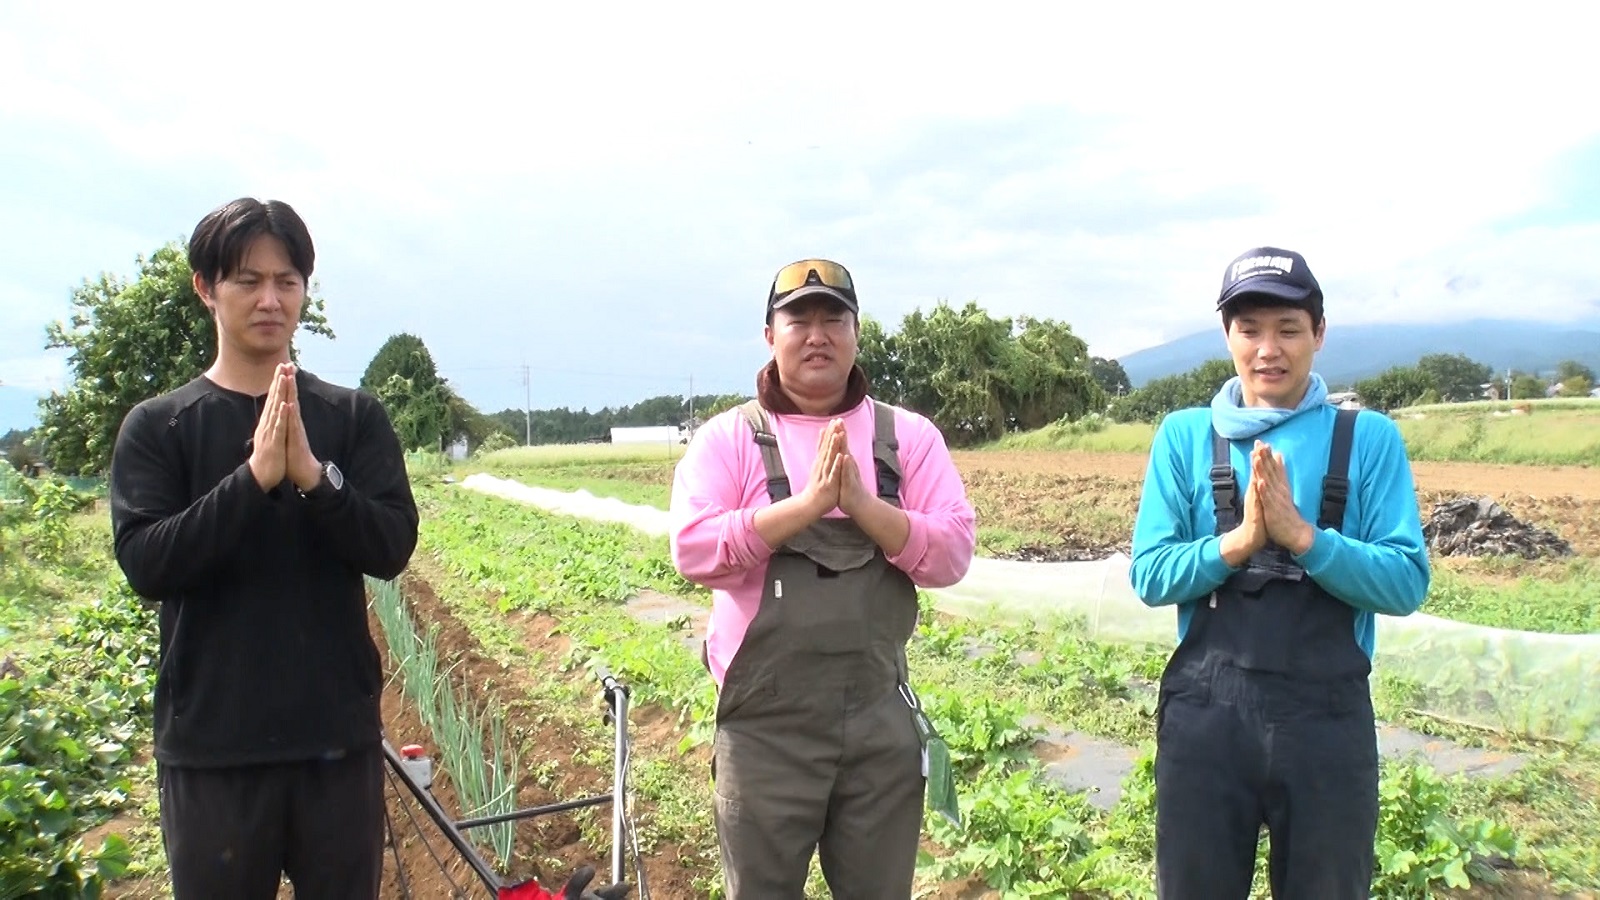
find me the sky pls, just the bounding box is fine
[3,1,1598,433]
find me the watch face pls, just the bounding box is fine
[325,462,345,491]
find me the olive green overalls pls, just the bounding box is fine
[710,400,925,900]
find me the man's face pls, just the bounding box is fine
[764,296,858,400]
[195,234,304,365]
[1225,305,1324,408]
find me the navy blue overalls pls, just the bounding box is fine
[1154,408,1380,899]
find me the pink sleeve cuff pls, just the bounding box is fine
[886,507,930,571]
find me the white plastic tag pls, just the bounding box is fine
[921,745,930,778]
[774,579,783,599]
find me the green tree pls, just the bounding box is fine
[691,393,752,422]
[1003,316,1104,430]
[1415,353,1492,403]
[1353,365,1435,412]
[1554,360,1596,384]
[858,316,907,404]
[488,408,530,445]
[859,301,1102,445]
[1510,373,1548,400]
[475,431,516,455]
[360,334,450,451]
[1559,375,1594,397]
[1089,356,1132,397]
[1108,359,1234,423]
[38,242,333,475]
[443,384,512,452]
[0,428,40,473]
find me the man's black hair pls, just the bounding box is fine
[188,198,315,289]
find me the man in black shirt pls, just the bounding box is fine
[109,197,419,899]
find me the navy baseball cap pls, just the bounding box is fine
[1216,247,1323,314]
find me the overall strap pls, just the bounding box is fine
[1210,427,1239,536]
[738,400,791,502]
[740,399,903,506]
[871,400,903,507]
[1318,407,1359,532]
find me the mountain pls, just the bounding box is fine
[1118,318,1600,388]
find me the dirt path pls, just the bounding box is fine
[375,569,706,899]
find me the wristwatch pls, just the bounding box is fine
[304,460,345,500]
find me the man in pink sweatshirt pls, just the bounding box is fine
[669,258,977,899]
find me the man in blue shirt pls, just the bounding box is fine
[1130,247,1430,898]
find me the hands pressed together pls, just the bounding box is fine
[799,418,874,519]
[248,362,326,494]
[750,415,911,555]
[1220,440,1318,566]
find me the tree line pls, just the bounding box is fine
[11,237,1592,476]
[13,235,1129,473]
[1106,353,1598,423]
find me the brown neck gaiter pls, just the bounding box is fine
[756,360,870,416]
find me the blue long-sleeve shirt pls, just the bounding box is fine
[1129,403,1430,659]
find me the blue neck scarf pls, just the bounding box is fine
[1209,372,1329,440]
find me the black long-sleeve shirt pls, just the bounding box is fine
[109,370,419,768]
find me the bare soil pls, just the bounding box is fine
[374,570,704,900]
[952,451,1600,560]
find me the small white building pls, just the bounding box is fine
[610,425,685,445]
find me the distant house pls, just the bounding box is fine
[1327,391,1363,410]
[610,425,686,445]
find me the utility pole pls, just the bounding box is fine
[688,373,695,430]
[522,363,532,446]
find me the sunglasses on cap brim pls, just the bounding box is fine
[770,259,854,298]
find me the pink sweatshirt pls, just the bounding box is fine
[669,398,977,687]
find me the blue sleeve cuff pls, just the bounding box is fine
[1199,535,1239,580]
[1293,527,1336,573]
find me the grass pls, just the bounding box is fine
[479,443,686,468]
[420,476,1600,894]
[0,507,116,659]
[1391,402,1600,466]
[473,443,1599,643]
[987,417,1155,453]
[1422,559,1600,633]
[979,396,1600,466]
[466,445,681,509]
[13,457,1598,896]
[1400,398,1600,416]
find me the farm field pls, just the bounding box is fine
[394,439,1599,896]
[6,430,1600,899]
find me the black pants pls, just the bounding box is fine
[158,744,384,900]
[1154,667,1379,899]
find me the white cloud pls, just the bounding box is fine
[1,0,1597,409]
[0,353,67,394]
